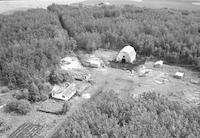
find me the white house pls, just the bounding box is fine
[116,45,136,64]
[51,83,76,101]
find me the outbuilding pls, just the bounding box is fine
[116,45,136,64]
[154,60,163,68]
[174,72,184,79]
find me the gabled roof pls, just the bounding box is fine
[52,83,70,94]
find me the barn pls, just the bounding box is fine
[116,45,136,64]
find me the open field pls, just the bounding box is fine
[0,0,200,14]
[0,0,85,14]
[82,0,200,11]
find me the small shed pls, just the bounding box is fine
[154,60,163,68]
[60,57,82,70]
[86,55,104,68]
[174,72,184,79]
[51,83,76,101]
[98,2,112,7]
[116,45,136,64]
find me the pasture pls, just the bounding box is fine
[83,0,200,11]
[0,0,200,14]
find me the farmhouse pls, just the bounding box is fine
[116,45,136,64]
[51,83,76,101]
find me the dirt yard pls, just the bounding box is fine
[88,49,200,106]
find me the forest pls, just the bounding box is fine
[52,91,200,138]
[0,4,200,136]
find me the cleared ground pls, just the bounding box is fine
[89,49,200,106]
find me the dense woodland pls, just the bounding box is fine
[52,91,200,138]
[0,3,200,137]
[48,4,200,65]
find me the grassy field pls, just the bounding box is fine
[0,0,85,14]
[82,0,200,11]
[0,0,200,14]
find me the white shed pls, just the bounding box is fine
[51,83,76,101]
[154,60,163,68]
[116,45,136,64]
[174,72,184,79]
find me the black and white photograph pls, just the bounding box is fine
[0,0,200,138]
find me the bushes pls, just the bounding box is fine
[0,87,9,93]
[61,102,70,115]
[5,100,31,115]
[49,69,73,85]
[13,89,29,100]
[52,91,200,138]
[0,119,11,134]
[75,32,102,51]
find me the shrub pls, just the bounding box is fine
[28,82,41,102]
[0,87,9,93]
[61,102,70,115]
[12,89,29,100]
[0,119,11,134]
[13,87,48,102]
[5,100,31,115]
[49,70,73,85]
[49,70,63,85]
[75,32,102,51]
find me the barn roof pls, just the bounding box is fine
[119,45,136,63]
[120,45,135,54]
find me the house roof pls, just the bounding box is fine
[52,83,73,95]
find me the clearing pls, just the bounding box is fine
[0,49,200,138]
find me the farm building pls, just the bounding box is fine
[51,83,76,101]
[97,2,112,7]
[116,45,136,64]
[154,60,163,68]
[86,55,104,68]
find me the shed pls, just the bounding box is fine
[116,45,136,64]
[60,57,82,70]
[98,2,112,7]
[174,72,184,79]
[51,83,76,101]
[86,55,104,68]
[154,60,163,68]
